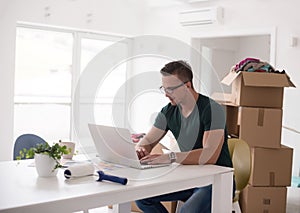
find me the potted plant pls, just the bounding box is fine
[17,142,71,177]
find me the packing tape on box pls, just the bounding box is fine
[257,108,265,126]
[64,163,95,179]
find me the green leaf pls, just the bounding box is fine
[15,142,71,170]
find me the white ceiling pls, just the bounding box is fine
[143,0,210,8]
[143,0,187,8]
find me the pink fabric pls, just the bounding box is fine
[235,58,260,71]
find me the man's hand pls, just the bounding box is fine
[140,154,171,165]
[135,126,167,159]
[136,147,150,159]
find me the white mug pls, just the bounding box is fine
[59,141,76,159]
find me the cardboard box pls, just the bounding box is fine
[221,71,295,108]
[223,102,240,137]
[225,104,282,148]
[240,185,287,213]
[249,145,293,186]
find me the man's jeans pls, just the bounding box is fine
[136,181,236,213]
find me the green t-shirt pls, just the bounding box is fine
[154,94,232,168]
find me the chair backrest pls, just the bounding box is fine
[228,138,251,192]
[13,134,47,160]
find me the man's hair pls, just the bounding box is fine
[160,60,194,88]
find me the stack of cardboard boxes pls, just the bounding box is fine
[220,71,295,213]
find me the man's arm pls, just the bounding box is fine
[135,126,167,159]
[176,129,224,165]
[141,129,224,165]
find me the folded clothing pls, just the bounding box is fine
[233,57,285,74]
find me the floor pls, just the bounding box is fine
[83,187,300,213]
[286,187,300,213]
[88,208,137,213]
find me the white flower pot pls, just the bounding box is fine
[34,153,58,177]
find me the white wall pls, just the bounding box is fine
[237,36,270,63]
[142,0,300,176]
[197,36,270,95]
[0,2,16,161]
[1,0,300,175]
[11,0,145,35]
[0,0,146,161]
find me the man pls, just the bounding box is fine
[135,60,234,213]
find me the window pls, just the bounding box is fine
[14,27,73,141]
[14,26,126,141]
[81,37,127,126]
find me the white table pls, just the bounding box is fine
[0,160,233,213]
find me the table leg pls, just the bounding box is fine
[211,171,233,213]
[112,202,131,213]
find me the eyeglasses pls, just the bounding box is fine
[159,81,189,94]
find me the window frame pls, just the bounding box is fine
[14,23,129,141]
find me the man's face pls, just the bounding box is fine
[161,75,187,105]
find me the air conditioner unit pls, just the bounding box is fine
[179,7,223,26]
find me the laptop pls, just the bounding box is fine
[88,124,171,169]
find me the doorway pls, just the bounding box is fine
[191,28,276,96]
